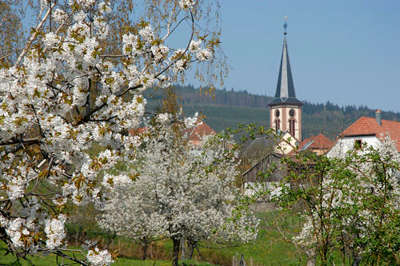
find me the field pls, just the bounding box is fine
[0,211,307,266]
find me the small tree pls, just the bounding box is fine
[271,138,400,265]
[98,114,259,266]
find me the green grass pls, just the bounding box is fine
[194,211,306,266]
[0,210,310,266]
[0,250,212,266]
[0,240,213,266]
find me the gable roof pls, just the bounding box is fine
[340,116,400,151]
[187,121,216,143]
[241,136,278,159]
[299,133,334,151]
[128,127,148,136]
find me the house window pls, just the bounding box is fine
[354,139,362,150]
[275,119,280,132]
[289,119,295,137]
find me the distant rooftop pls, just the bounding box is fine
[340,116,400,151]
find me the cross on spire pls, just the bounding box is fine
[284,16,288,36]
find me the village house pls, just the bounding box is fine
[185,121,216,146]
[327,109,400,157]
[129,120,215,147]
[299,133,334,155]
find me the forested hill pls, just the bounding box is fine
[144,85,400,140]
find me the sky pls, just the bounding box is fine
[216,0,400,112]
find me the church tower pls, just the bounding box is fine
[269,19,303,141]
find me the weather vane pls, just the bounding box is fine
[283,16,288,36]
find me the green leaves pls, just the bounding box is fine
[270,141,400,264]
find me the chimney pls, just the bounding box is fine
[376,109,382,126]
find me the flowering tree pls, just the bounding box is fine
[0,0,222,264]
[98,114,259,266]
[271,138,400,265]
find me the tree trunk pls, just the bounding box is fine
[239,254,246,266]
[188,242,195,260]
[352,254,361,266]
[142,242,148,260]
[180,238,186,260]
[306,259,316,266]
[306,249,316,266]
[172,237,180,266]
[187,239,198,260]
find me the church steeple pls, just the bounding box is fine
[269,18,303,141]
[269,18,302,106]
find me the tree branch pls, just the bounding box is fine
[153,11,195,80]
[0,137,40,147]
[51,250,88,266]
[15,4,55,66]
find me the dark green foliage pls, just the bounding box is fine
[144,85,400,140]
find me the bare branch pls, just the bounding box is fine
[0,54,11,61]
[153,11,195,80]
[162,14,188,42]
[0,137,40,147]
[15,4,55,66]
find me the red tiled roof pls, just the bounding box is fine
[299,133,333,150]
[128,127,148,136]
[340,116,400,151]
[187,122,216,142]
[128,122,215,144]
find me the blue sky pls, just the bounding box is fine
[216,0,400,112]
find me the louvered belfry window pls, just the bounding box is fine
[275,119,280,132]
[289,119,295,137]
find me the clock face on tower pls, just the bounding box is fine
[289,109,295,117]
[275,110,280,117]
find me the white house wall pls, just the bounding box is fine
[274,132,297,155]
[327,136,382,158]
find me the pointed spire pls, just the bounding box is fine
[269,17,302,106]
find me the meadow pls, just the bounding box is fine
[1,211,306,266]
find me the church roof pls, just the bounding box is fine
[269,27,302,107]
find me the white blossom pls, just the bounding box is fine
[151,45,169,62]
[189,39,202,51]
[98,2,112,14]
[44,215,66,249]
[6,218,25,248]
[179,0,196,10]
[157,113,170,123]
[0,0,219,262]
[52,8,68,22]
[139,25,154,42]
[87,247,113,266]
[184,112,199,128]
[98,119,258,253]
[44,32,59,48]
[196,48,213,61]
